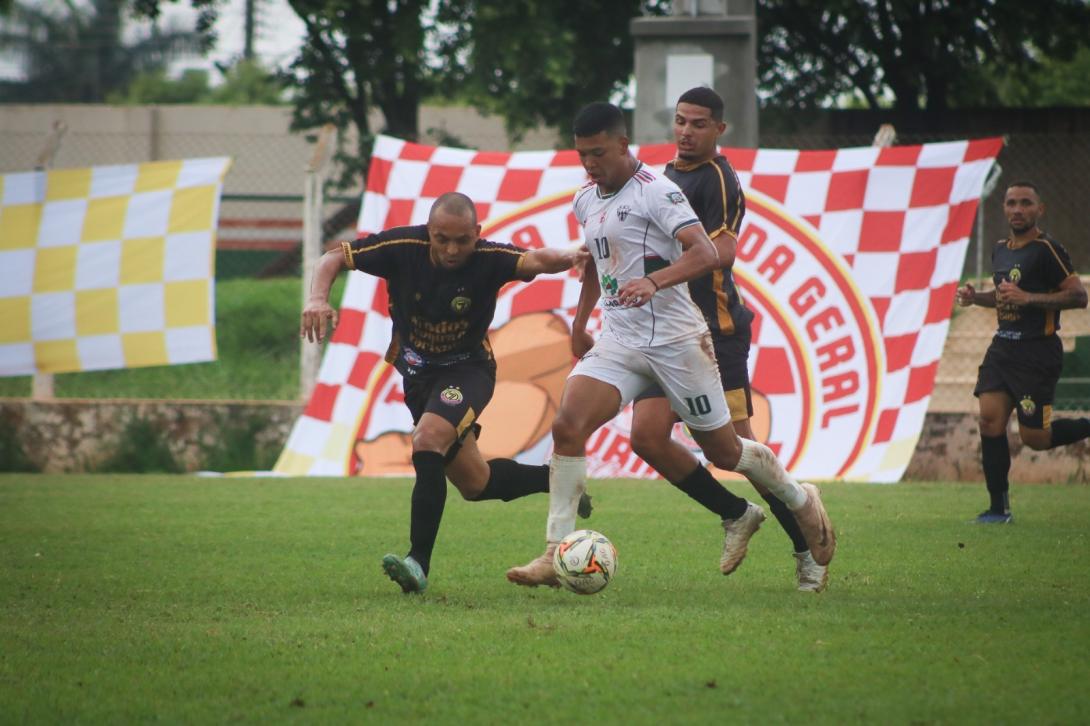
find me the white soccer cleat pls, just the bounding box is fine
[793,482,836,566]
[720,502,766,575]
[794,550,828,593]
[506,544,560,588]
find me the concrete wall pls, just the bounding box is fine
[4,399,1088,482]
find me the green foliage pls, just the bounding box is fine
[109,59,287,106]
[93,416,182,473]
[0,0,205,102]
[3,477,1090,722]
[0,417,36,472]
[199,414,280,472]
[992,45,1090,107]
[758,0,1090,111]
[434,1,669,142]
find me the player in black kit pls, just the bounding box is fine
[956,181,1089,523]
[303,192,588,592]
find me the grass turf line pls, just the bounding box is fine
[1,476,1088,723]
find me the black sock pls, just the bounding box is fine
[759,491,810,553]
[473,459,549,501]
[980,434,1010,515]
[671,464,749,520]
[1048,418,1090,448]
[407,451,447,575]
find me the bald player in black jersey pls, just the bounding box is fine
[303,192,588,592]
[571,87,827,591]
[957,181,1089,523]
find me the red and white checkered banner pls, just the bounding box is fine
[275,134,1002,482]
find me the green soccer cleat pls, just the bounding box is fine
[382,554,428,593]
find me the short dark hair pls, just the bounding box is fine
[573,102,627,138]
[1006,180,1041,200]
[677,86,724,121]
[430,192,477,224]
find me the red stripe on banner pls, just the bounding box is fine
[926,283,958,324]
[421,165,465,197]
[398,142,435,161]
[964,137,1004,162]
[895,249,937,292]
[876,145,922,166]
[305,383,339,421]
[551,149,581,166]
[870,297,891,328]
[942,200,978,243]
[510,279,565,317]
[472,150,510,165]
[636,146,676,166]
[348,351,382,389]
[859,211,906,252]
[794,150,837,172]
[884,333,916,372]
[825,170,868,210]
[749,174,789,202]
[909,167,957,207]
[384,199,415,229]
[751,347,795,394]
[873,408,899,444]
[497,169,544,202]
[906,361,940,403]
[366,156,392,192]
[331,308,366,345]
[371,278,389,317]
[722,147,756,171]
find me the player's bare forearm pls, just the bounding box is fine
[300,249,346,342]
[644,224,726,290]
[573,258,600,333]
[1024,287,1088,310]
[520,245,587,277]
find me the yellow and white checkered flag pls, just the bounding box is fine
[0,157,231,376]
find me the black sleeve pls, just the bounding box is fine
[701,160,743,237]
[1043,238,1076,288]
[341,226,424,278]
[478,241,528,285]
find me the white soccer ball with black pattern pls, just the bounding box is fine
[552,529,618,595]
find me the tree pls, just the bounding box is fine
[108,59,286,105]
[433,0,670,141]
[0,0,204,103]
[758,0,1090,111]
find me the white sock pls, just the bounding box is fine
[735,438,808,510]
[546,453,586,543]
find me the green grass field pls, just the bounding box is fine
[2,476,1088,724]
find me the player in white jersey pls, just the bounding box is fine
[507,103,836,588]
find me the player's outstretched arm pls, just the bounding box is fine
[300,249,348,342]
[616,224,730,307]
[518,243,590,278]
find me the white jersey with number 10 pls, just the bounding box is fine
[574,161,710,347]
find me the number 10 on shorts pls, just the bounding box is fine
[684,394,712,416]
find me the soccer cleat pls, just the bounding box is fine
[974,510,1013,524]
[578,492,593,519]
[505,544,560,588]
[720,502,766,575]
[794,550,828,593]
[793,483,836,566]
[381,553,428,593]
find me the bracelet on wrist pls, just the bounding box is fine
[645,276,661,291]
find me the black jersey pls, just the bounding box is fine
[665,154,754,338]
[990,232,1076,340]
[341,225,529,376]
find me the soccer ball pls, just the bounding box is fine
[552,529,618,595]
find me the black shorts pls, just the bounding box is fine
[634,332,754,422]
[402,362,495,461]
[973,335,1062,429]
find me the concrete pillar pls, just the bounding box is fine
[631,0,758,147]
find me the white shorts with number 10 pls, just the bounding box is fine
[570,331,730,431]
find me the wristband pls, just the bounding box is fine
[645,276,661,291]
